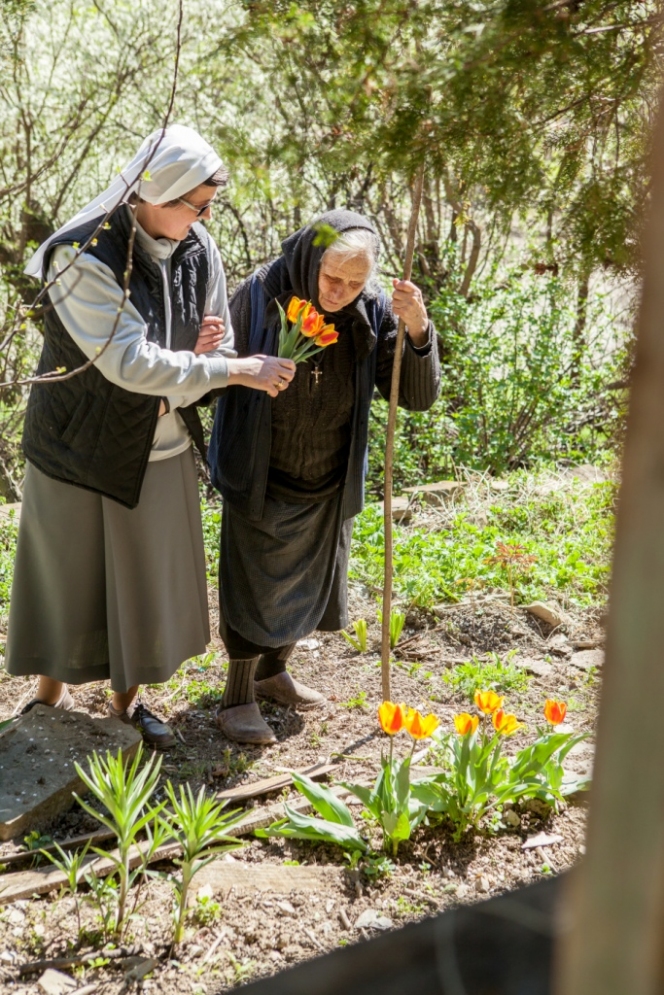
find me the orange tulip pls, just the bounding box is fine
[492,709,523,736]
[474,690,504,715]
[404,708,440,740]
[301,309,325,338]
[378,701,405,736]
[286,296,308,323]
[315,325,339,348]
[543,699,567,725]
[454,712,480,736]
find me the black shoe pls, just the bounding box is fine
[108,700,176,749]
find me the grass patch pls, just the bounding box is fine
[349,470,615,609]
[441,652,530,702]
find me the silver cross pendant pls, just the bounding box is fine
[311,366,323,385]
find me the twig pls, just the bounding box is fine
[338,907,352,930]
[302,926,325,951]
[202,931,225,964]
[381,163,425,702]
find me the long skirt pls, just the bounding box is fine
[218,491,353,657]
[5,448,210,692]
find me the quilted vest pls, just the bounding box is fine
[22,207,209,508]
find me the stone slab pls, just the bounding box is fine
[518,658,554,679]
[402,481,465,506]
[0,705,142,841]
[570,649,604,671]
[376,496,413,523]
[192,859,344,897]
[525,602,565,628]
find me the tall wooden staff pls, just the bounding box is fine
[380,164,425,702]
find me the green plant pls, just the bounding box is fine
[191,885,223,927]
[340,690,368,711]
[413,694,589,840]
[162,782,244,947]
[74,744,164,937]
[443,652,530,701]
[486,542,537,606]
[40,840,91,935]
[257,703,440,858]
[377,609,406,649]
[340,619,368,653]
[22,830,52,852]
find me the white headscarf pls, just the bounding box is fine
[25,124,222,277]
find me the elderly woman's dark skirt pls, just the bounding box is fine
[218,492,353,656]
[5,447,210,692]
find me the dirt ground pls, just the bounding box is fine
[0,563,601,994]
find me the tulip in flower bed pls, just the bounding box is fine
[256,703,440,858]
[414,694,589,840]
[257,695,589,860]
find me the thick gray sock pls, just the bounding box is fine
[255,643,296,682]
[222,657,259,709]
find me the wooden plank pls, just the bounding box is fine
[555,87,664,995]
[215,761,335,805]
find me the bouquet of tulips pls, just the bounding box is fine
[256,701,440,859]
[412,692,589,840]
[276,296,339,363]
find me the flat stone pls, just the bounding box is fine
[37,970,77,995]
[192,860,344,897]
[525,602,565,628]
[402,481,464,507]
[355,908,393,930]
[570,649,604,671]
[519,658,554,679]
[0,705,142,841]
[522,832,563,850]
[376,496,413,523]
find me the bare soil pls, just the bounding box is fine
[0,511,601,994]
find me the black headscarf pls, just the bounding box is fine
[261,210,380,361]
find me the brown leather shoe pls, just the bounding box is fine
[254,671,325,710]
[108,700,176,749]
[21,686,75,714]
[215,702,277,745]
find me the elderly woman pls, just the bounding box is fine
[209,210,440,744]
[6,125,294,747]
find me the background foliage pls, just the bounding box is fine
[0,0,653,496]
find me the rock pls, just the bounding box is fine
[276,900,296,916]
[522,832,563,850]
[478,876,491,893]
[283,944,305,962]
[37,970,77,995]
[355,909,393,930]
[402,481,465,507]
[525,602,564,628]
[192,860,343,896]
[519,658,554,679]
[523,798,552,821]
[376,496,413,523]
[502,808,521,828]
[570,649,604,671]
[547,634,572,656]
[488,479,509,492]
[0,705,142,841]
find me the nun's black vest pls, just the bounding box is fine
[22,208,209,509]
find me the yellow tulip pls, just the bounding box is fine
[543,699,567,725]
[492,709,523,736]
[474,689,504,715]
[454,712,480,736]
[404,708,440,740]
[378,701,405,736]
[286,296,308,323]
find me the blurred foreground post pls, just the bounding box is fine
[556,86,664,995]
[380,165,425,702]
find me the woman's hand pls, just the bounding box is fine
[194,315,226,355]
[391,279,428,346]
[227,355,296,397]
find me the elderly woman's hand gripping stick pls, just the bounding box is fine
[391,278,428,346]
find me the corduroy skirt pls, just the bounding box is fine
[5,447,210,692]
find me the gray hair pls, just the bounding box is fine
[321,227,381,295]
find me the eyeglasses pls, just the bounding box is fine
[176,196,215,217]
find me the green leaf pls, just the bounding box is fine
[291,773,355,827]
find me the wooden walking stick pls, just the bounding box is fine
[380,164,425,702]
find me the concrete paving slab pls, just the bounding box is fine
[0,705,142,841]
[192,859,344,897]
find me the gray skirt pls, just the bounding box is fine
[5,448,210,692]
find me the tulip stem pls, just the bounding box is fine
[380,162,425,703]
